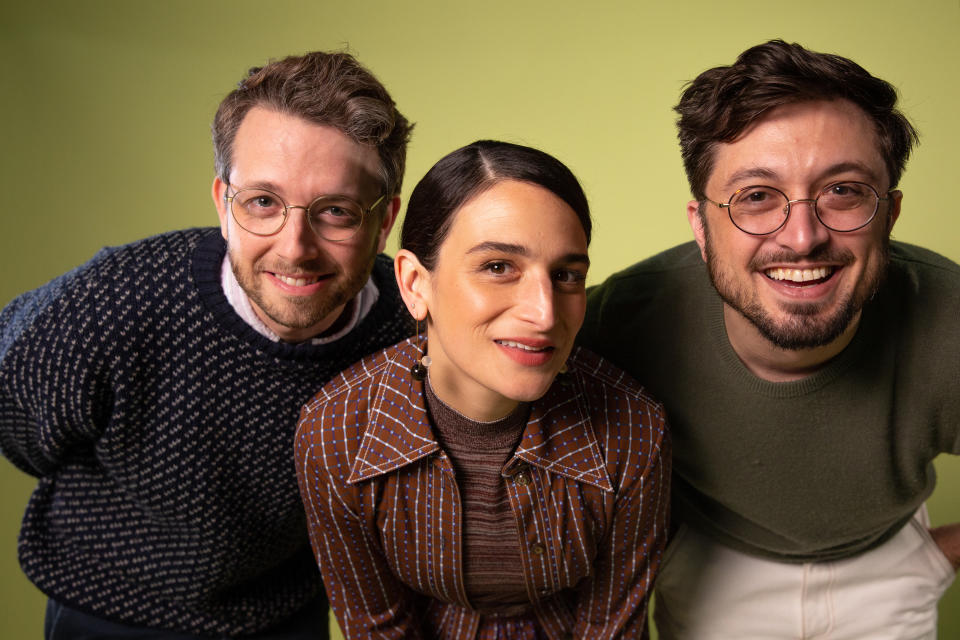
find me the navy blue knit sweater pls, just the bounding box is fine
[0,228,412,636]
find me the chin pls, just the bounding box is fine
[500,377,558,403]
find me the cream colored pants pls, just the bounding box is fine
[654,507,956,639]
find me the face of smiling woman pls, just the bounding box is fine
[397,179,590,422]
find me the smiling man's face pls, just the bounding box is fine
[212,107,396,342]
[690,99,901,352]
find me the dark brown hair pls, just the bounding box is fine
[676,39,918,200]
[212,51,412,203]
[401,140,591,270]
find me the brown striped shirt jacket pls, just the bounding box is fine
[295,338,670,639]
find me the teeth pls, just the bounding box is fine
[764,266,832,283]
[497,340,548,352]
[276,274,319,287]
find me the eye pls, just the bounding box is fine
[736,187,777,203]
[553,268,587,285]
[826,182,869,197]
[309,199,363,228]
[820,182,873,211]
[731,186,784,214]
[325,206,351,218]
[484,261,511,275]
[237,190,284,218]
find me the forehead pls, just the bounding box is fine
[230,106,382,196]
[708,100,887,192]
[441,180,587,254]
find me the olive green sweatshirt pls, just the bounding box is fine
[580,241,960,561]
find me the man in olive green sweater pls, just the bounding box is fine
[581,40,960,639]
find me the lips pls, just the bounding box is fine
[495,339,553,352]
[273,273,323,287]
[494,338,556,367]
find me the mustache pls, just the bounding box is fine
[748,246,855,270]
[259,259,333,274]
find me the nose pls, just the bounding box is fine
[275,207,323,261]
[774,199,831,255]
[517,273,557,330]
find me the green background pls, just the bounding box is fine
[2,1,958,638]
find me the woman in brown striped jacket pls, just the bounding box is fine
[296,140,670,639]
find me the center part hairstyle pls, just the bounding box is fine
[212,51,413,203]
[401,140,592,270]
[676,39,919,201]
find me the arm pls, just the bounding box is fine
[294,420,425,640]
[572,411,672,639]
[929,523,960,571]
[0,271,109,476]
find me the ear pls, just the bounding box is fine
[394,249,431,320]
[212,177,230,240]
[687,199,708,262]
[886,190,903,233]
[375,196,402,254]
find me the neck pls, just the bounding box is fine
[426,372,521,423]
[723,305,861,382]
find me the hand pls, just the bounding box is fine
[928,522,960,571]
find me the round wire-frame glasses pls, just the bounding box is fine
[226,186,385,242]
[704,181,893,235]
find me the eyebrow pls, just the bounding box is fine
[232,180,365,202]
[465,241,590,266]
[466,241,529,256]
[722,161,884,193]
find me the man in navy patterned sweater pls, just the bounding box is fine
[0,51,412,639]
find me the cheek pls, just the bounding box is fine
[233,235,272,264]
[432,279,505,330]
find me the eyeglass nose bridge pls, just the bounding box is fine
[776,197,823,230]
[783,197,818,215]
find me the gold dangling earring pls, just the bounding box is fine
[410,307,430,381]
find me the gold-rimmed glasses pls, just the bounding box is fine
[226,186,385,242]
[705,181,892,235]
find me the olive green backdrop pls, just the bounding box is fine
[2,1,958,638]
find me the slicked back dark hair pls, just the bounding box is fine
[676,39,918,201]
[212,51,412,204]
[401,140,591,270]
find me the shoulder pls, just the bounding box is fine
[579,242,713,371]
[889,242,960,281]
[534,347,669,492]
[587,242,704,299]
[1,229,216,346]
[538,347,669,466]
[297,339,418,439]
[563,346,667,431]
[295,338,426,477]
[583,242,706,328]
[305,339,416,409]
[885,242,960,314]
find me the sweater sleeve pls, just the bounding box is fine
[0,259,112,477]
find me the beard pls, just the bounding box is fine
[702,221,890,351]
[230,250,375,337]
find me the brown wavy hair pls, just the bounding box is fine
[676,40,918,201]
[212,51,413,204]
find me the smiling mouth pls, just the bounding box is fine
[764,266,835,285]
[495,339,554,353]
[272,273,324,287]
